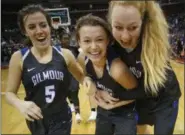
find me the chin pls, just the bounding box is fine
[38,44,50,50]
[121,44,132,49]
[90,57,102,63]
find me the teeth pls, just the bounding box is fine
[91,52,100,55]
[37,38,46,42]
[38,38,45,40]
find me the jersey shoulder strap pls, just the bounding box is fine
[53,45,65,57]
[20,47,30,62]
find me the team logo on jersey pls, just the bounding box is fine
[129,67,142,78]
[96,81,113,93]
[27,67,36,72]
[31,70,64,86]
[136,60,141,64]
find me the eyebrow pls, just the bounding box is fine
[96,36,104,38]
[113,21,139,26]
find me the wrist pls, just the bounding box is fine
[14,98,23,110]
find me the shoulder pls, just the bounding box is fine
[62,48,73,56]
[12,50,22,60]
[61,48,75,66]
[110,58,128,74]
[9,50,23,69]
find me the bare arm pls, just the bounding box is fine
[62,49,85,84]
[5,51,23,108]
[62,49,96,95]
[76,51,86,73]
[95,58,137,109]
[5,51,43,121]
[110,58,138,90]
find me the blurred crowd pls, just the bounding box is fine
[167,13,185,62]
[1,12,185,66]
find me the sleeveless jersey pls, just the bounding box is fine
[55,44,79,91]
[85,46,135,113]
[21,46,70,116]
[112,42,181,111]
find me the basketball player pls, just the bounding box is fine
[76,14,138,135]
[57,29,82,123]
[95,1,181,134]
[5,4,95,135]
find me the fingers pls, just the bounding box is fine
[27,103,43,120]
[108,93,120,102]
[97,91,119,104]
[86,82,96,96]
[83,77,92,88]
[106,95,119,104]
[27,110,40,120]
[25,114,34,122]
[94,95,108,108]
[95,92,104,103]
[32,106,43,119]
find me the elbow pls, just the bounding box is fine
[131,79,138,89]
[126,81,138,90]
[5,91,11,102]
[133,81,138,89]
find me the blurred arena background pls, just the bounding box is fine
[1,0,184,134]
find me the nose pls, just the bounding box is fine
[120,29,131,43]
[36,26,42,34]
[91,42,98,49]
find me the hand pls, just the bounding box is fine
[83,77,96,96]
[95,90,119,104]
[93,95,115,110]
[17,100,43,121]
[94,93,134,110]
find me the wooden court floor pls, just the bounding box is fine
[1,60,184,134]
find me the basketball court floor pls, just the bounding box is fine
[1,60,184,134]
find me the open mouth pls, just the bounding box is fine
[36,37,47,45]
[89,51,101,58]
[37,38,46,42]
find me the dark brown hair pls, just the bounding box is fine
[17,4,52,35]
[75,14,113,44]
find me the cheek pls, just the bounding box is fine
[45,27,51,35]
[79,44,88,53]
[132,31,140,42]
[112,29,120,39]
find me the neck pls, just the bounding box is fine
[93,56,106,68]
[32,46,51,57]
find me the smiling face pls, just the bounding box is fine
[23,12,51,50]
[78,25,109,64]
[111,4,142,49]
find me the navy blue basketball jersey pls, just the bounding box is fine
[113,42,143,80]
[55,44,79,91]
[112,42,181,110]
[21,46,70,116]
[85,46,135,113]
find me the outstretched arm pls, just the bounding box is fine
[5,51,43,121]
[62,49,96,95]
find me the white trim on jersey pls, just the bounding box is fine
[85,58,89,65]
[22,49,30,62]
[53,46,64,57]
[106,60,111,75]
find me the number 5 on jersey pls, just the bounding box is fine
[45,85,55,103]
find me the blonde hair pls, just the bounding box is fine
[108,1,171,96]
